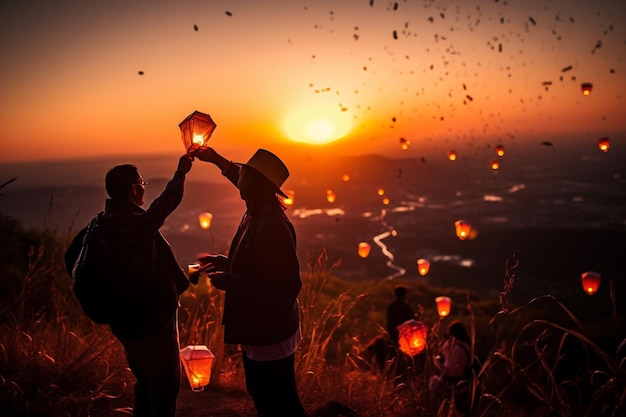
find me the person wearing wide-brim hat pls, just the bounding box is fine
[193,147,306,417]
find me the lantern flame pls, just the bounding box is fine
[598,137,610,153]
[198,212,213,230]
[447,150,457,161]
[581,271,601,295]
[358,242,371,258]
[417,258,430,276]
[397,319,428,356]
[326,190,336,203]
[581,83,593,96]
[454,220,471,240]
[496,145,505,157]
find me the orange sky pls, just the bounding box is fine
[1,0,624,164]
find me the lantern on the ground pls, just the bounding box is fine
[179,111,217,152]
[180,345,215,391]
[397,319,428,356]
[496,145,505,157]
[454,220,471,240]
[417,259,430,276]
[447,150,457,161]
[598,137,610,153]
[358,242,371,258]
[198,212,213,230]
[581,271,601,295]
[581,83,593,96]
[326,189,336,203]
[435,296,452,317]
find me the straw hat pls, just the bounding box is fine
[243,149,289,197]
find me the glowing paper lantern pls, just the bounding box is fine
[454,220,471,240]
[180,345,215,391]
[447,150,457,161]
[581,83,593,96]
[581,271,601,295]
[382,197,390,205]
[397,319,428,356]
[358,242,371,258]
[377,188,385,196]
[342,173,351,182]
[282,189,295,206]
[490,160,500,170]
[326,189,336,203]
[496,145,505,157]
[435,296,452,317]
[198,212,213,230]
[417,258,430,276]
[598,137,610,153]
[179,111,217,152]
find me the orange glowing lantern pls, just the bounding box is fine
[496,145,505,157]
[581,271,601,295]
[179,111,217,152]
[435,296,452,317]
[581,83,593,96]
[597,137,610,153]
[397,319,428,356]
[342,173,351,182]
[447,150,457,161]
[326,189,336,203]
[417,258,430,276]
[358,242,371,258]
[382,197,390,205]
[377,188,385,196]
[180,345,215,391]
[282,190,295,206]
[490,160,499,170]
[198,212,213,230]
[454,220,471,240]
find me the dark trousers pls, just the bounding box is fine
[117,317,181,417]
[242,352,306,417]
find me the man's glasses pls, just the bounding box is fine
[135,181,148,187]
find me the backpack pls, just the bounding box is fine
[65,213,118,324]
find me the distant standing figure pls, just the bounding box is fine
[195,147,306,417]
[429,320,472,395]
[386,285,425,377]
[66,154,194,417]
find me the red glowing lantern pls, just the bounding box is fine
[496,145,505,157]
[180,345,215,391]
[581,83,593,96]
[417,258,430,276]
[326,189,336,203]
[397,319,428,356]
[282,190,295,206]
[454,220,471,240]
[435,296,451,317]
[342,173,351,182]
[358,242,371,258]
[597,137,610,153]
[198,212,213,230]
[581,271,601,295]
[179,111,216,152]
[490,160,500,170]
[447,150,457,161]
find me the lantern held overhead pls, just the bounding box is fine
[435,296,452,317]
[358,242,371,258]
[417,258,430,276]
[179,111,216,152]
[581,271,601,295]
[397,319,428,356]
[180,345,215,391]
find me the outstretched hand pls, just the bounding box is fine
[177,154,193,174]
[192,147,219,164]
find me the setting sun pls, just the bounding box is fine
[283,103,352,145]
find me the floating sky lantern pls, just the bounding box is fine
[179,111,216,152]
[382,197,390,205]
[326,189,336,203]
[597,137,610,153]
[496,145,505,157]
[435,296,452,317]
[377,187,385,196]
[397,319,428,356]
[490,160,500,170]
[417,258,430,276]
[581,271,601,295]
[454,220,471,240]
[358,242,371,258]
[180,345,215,392]
[342,173,351,182]
[400,137,411,150]
[447,150,457,161]
[198,212,213,230]
[581,83,593,96]
[282,189,295,206]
